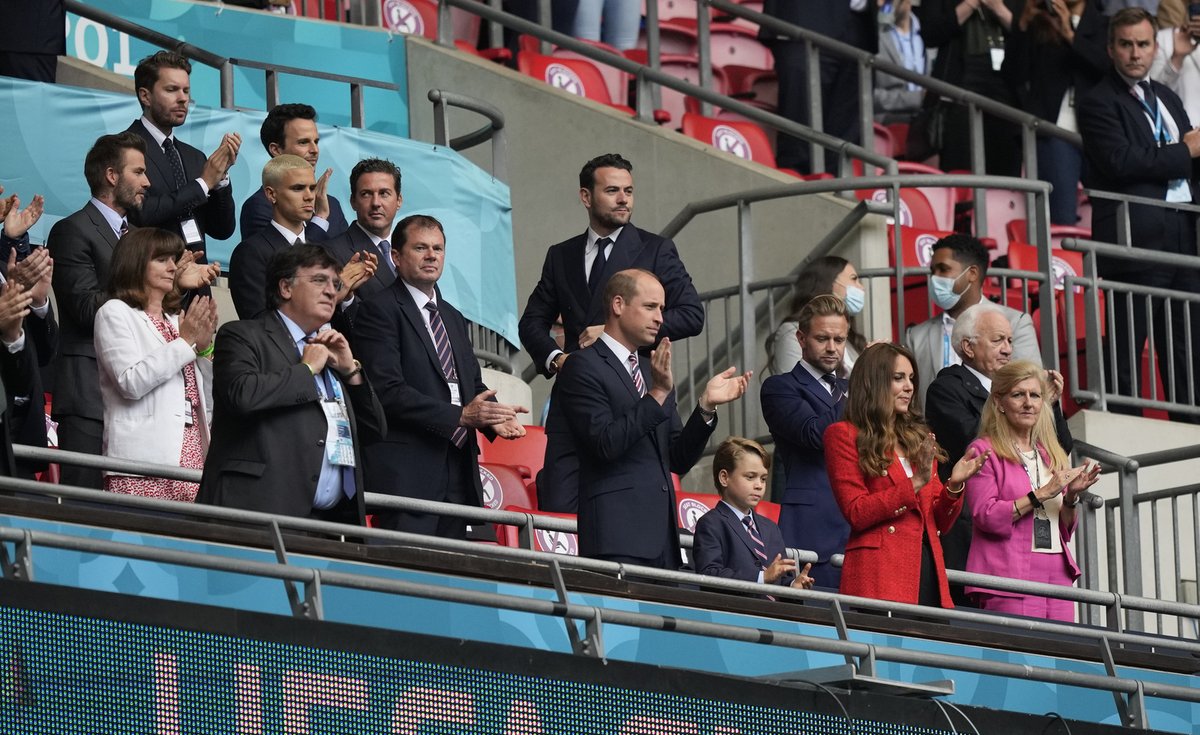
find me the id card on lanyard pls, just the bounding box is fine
[318,375,356,468]
[1136,91,1169,146]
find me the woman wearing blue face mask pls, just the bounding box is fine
[768,256,868,376]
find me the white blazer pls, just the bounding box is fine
[94,299,213,474]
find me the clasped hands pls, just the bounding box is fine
[459,389,529,440]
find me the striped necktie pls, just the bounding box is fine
[742,514,775,600]
[628,353,646,397]
[425,301,469,448]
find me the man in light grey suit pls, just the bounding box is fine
[905,233,1040,409]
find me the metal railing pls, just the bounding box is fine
[3,468,1200,729]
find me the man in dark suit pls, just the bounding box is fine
[126,50,240,257]
[760,294,850,589]
[230,155,376,320]
[197,244,384,523]
[693,437,814,592]
[239,103,348,242]
[47,132,151,489]
[48,132,219,489]
[353,214,527,539]
[762,0,877,173]
[0,1,64,83]
[555,269,749,569]
[1078,7,1200,417]
[321,158,403,323]
[519,153,703,512]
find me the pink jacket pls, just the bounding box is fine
[963,437,1080,597]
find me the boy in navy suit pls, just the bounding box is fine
[693,437,814,590]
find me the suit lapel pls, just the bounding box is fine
[263,311,302,364]
[83,202,120,252]
[130,120,175,189]
[595,339,639,401]
[352,224,397,289]
[715,502,758,558]
[793,364,835,407]
[584,226,643,324]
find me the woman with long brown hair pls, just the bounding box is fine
[824,343,988,607]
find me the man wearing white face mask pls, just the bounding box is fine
[906,234,1041,408]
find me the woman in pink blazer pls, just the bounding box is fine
[964,360,1100,621]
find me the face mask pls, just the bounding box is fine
[930,269,969,311]
[842,285,866,316]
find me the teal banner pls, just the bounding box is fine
[0,77,518,344]
[65,0,409,136]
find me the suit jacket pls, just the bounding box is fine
[321,222,398,326]
[873,21,929,122]
[824,421,963,608]
[229,225,296,320]
[240,186,348,244]
[906,303,1040,409]
[351,281,492,509]
[5,307,56,475]
[761,0,877,52]
[125,120,236,252]
[1078,70,1200,274]
[519,224,703,512]
[962,436,1081,597]
[1004,0,1108,123]
[556,338,715,562]
[0,1,65,55]
[196,312,385,520]
[693,501,793,587]
[47,201,120,421]
[760,363,848,587]
[94,299,213,471]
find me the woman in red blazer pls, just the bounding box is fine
[824,343,988,608]
[963,360,1100,621]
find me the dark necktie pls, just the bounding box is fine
[742,514,775,600]
[318,368,356,499]
[425,301,470,448]
[378,240,395,275]
[118,219,129,239]
[1138,81,1166,142]
[587,237,612,294]
[161,138,193,216]
[822,373,845,403]
[628,353,646,397]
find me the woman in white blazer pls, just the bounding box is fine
[94,228,218,501]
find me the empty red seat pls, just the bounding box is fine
[478,462,538,511]
[518,51,669,122]
[681,112,800,176]
[477,425,546,481]
[855,186,941,231]
[495,506,579,555]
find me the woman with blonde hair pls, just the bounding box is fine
[825,343,988,607]
[963,360,1100,621]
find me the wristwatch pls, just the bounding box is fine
[341,359,364,380]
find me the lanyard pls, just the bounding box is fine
[1135,91,1169,146]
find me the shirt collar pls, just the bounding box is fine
[354,220,388,247]
[276,309,317,348]
[598,331,633,366]
[586,227,624,253]
[800,357,832,386]
[720,499,751,523]
[271,219,305,244]
[139,115,173,149]
[89,197,126,235]
[403,279,436,311]
[964,362,992,392]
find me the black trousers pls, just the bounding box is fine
[372,451,474,541]
[55,414,104,490]
[771,41,862,174]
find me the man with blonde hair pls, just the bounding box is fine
[230,155,375,319]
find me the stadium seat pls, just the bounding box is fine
[381,0,491,52]
[676,491,720,533]
[854,186,941,231]
[518,51,669,122]
[722,65,777,108]
[478,462,539,511]
[1004,219,1092,249]
[494,506,579,555]
[476,425,547,480]
[665,18,773,70]
[681,112,800,176]
[886,225,954,338]
[873,122,894,159]
[624,51,727,127]
[551,38,631,109]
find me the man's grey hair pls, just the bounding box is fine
[951,301,1009,358]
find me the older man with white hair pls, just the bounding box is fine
[926,301,1074,606]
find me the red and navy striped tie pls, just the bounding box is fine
[743,514,775,600]
[425,301,469,448]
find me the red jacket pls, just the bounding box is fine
[824,421,963,608]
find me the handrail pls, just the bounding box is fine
[428,89,508,182]
[65,0,235,108]
[438,0,896,175]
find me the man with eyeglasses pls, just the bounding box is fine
[197,244,384,524]
[353,214,528,540]
[230,154,376,320]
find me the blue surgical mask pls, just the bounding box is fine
[930,270,969,311]
[842,285,866,316]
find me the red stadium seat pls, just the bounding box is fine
[722,65,777,108]
[665,18,772,70]
[518,51,669,122]
[380,0,481,44]
[676,491,720,533]
[478,462,539,511]
[476,425,546,481]
[495,506,579,555]
[552,38,631,109]
[873,122,895,159]
[886,225,954,337]
[1004,219,1092,249]
[855,186,941,231]
[681,112,800,176]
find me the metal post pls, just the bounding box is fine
[1022,123,1039,237]
[538,0,552,54]
[1034,189,1059,372]
[738,200,755,436]
[1120,464,1145,630]
[488,0,504,50]
[805,39,823,173]
[644,0,661,109]
[265,68,279,111]
[219,61,235,110]
[858,58,873,155]
[437,0,454,47]
[350,83,365,129]
[968,103,988,237]
[697,2,713,116]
